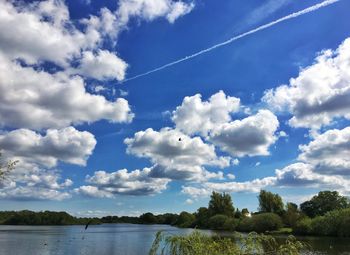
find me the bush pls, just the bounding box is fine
[175,211,195,228]
[252,213,283,233]
[293,208,350,237]
[208,214,237,231]
[149,231,305,255]
[237,217,254,232]
[237,213,282,233]
[310,216,332,236]
[338,214,350,237]
[293,218,312,235]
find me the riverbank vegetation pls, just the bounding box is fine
[0,210,100,225]
[148,231,305,255]
[1,190,349,238]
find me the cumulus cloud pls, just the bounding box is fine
[0,126,97,201]
[182,125,350,199]
[0,53,134,130]
[182,176,276,198]
[75,167,170,197]
[116,0,194,28]
[274,163,350,191]
[0,0,196,201]
[0,127,96,168]
[75,50,128,81]
[262,37,350,129]
[0,162,72,201]
[298,127,350,176]
[82,0,194,41]
[172,91,240,136]
[182,161,350,199]
[124,127,230,181]
[210,110,279,157]
[0,0,98,66]
[166,1,195,23]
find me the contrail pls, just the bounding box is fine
[121,0,340,83]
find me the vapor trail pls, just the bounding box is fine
[121,0,340,83]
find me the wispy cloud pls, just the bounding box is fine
[122,0,340,83]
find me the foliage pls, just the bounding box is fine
[193,207,209,228]
[237,213,282,233]
[0,210,100,225]
[148,231,305,255]
[293,208,350,237]
[208,214,237,231]
[283,202,301,227]
[156,213,179,225]
[292,217,312,235]
[234,208,242,218]
[208,192,235,218]
[258,190,284,215]
[175,211,195,228]
[300,191,349,218]
[140,212,157,224]
[241,208,249,216]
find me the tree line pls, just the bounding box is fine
[129,190,350,237]
[0,190,349,237]
[0,210,100,225]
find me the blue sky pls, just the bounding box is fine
[0,0,350,217]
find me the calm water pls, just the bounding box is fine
[0,224,349,255]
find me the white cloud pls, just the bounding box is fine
[227,173,236,180]
[181,186,211,198]
[298,127,350,176]
[0,126,96,201]
[185,198,194,204]
[262,37,350,129]
[166,1,194,23]
[210,110,279,157]
[181,125,350,199]
[0,162,72,201]
[0,53,134,130]
[172,91,240,136]
[0,127,96,168]
[74,185,113,198]
[182,176,276,198]
[124,127,230,181]
[275,162,350,191]
[119,89,129,97]
[83,0,194,41]
[93,85,107,93]
[75,50,128,81]
[75,167,170,197]
[232,158,240,165]
[0,187,71,201]
[116,0,194,27]
[0,0,97,66]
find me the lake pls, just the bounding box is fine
[0,224,349,255]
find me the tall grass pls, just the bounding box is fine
[149,231,305,255]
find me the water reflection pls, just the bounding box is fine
[0,224,349,255]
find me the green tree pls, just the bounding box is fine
[234,208,242,218]
[300,191,349,218]
[208,214,237,231]
[194,207,209,228]
[208,192,235,217]
[175,211,195,228]
[284,202,300,227]
[140,212,157,224]
[258,190,284,215]
[242,208,249,217]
